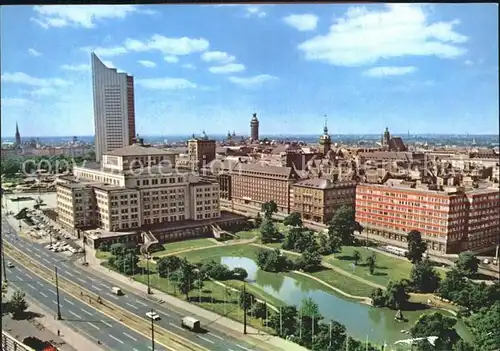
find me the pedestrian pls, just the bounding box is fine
[57,329,60,336]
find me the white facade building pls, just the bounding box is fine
[91,53,136,163]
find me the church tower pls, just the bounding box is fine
[15,122,21,148]
[250,112,259,141]
[318,116,332,154]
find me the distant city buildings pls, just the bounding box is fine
[187,132,216,171]
[91,53,136,163]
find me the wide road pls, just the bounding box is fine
[4,253,163,351]
[2,218,264,351]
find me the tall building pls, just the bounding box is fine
[250,112,259,141]
[14,122,21,148]
[187,132,216,170]
[91,53,136,162]
[355,179,500,254]
[318,117,332,154]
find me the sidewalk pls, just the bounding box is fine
[83,252,307,351]
[2,287,106,351]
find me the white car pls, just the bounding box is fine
[146,312,161,321]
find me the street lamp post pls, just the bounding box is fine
[150,308,155,351]
[146,254,152,295]
[243,282,247,335]
[55,266,62,320]
[1,235,7,283]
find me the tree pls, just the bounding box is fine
[456,251,479,277]
[157,256,182,278]
[366,252,377,275]
[110,243,126,257]
[260,218,281,243]
[466,302,500,351]
[10,290,28,318]
[437,268,468,301]
[452,339,474,351]
[297,298,323,349]
[254,212,263,228]
[112,252,139,275]
[231,267,248,281]
[406,230,427,264]
[283,212,303,228]
[268,305,297,338]
[409,259,441,293]
[297,247,322,272]
[282,227,302,251]
[256,249,291,273]
[410,312,461,350]
[252,301,267,319]
[370,288,386,307]
[238,290,254,311]
[384,280,409,309]
[200,260,232,280]
[312,321,347,351]
[262,201,278,219]
[176,259,196,300]
[294,230,316,253]
[327,205,356,245]
[352,250,361,265]
[98,242,110,252]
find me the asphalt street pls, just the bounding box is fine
[2,218,262,351]
[4,255,160,351]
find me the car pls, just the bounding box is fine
[146,312,161,321]
[7,262,14,268]
[45,245,52,249]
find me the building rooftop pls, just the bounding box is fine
[238,163,294,177]
[293,178,356,189]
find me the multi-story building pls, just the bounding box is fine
[230,163,297,213]
[355,179,500,253]
[250,112,259,141]
[292,179,357,224]
[56,142,220,234]
[187,132,216,170]
[201,157,245,200]
[92,53,136,162]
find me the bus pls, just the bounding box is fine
[385,245,408,257]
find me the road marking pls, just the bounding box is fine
[123,332,138,341]
[98,282,108,288]
[208,333,223,340]
[88,322,100,330]
[108,334,124,344]
[77,277,86,283]
[198,336,214,344]
[236,344,253,351]
[34,253,41,258]
[80,308,93,316]
[15,275,22,281]
[158,310,170,317]
[135,299,148,307]
[52,300,58,305]
[27,283,36,289]
[105,292,119,300]
[169,323,184,331]
[26,248,32,253]
[36,281,43,287]
[64,270,74,277]
[24,273,33,279]
[68,310,82,319]
[101,320,113,327]
[39,292,48,298]
[126,302,138,310]
[42,258,51,264]
[48,290,56,295]
[64,298,75,306]
[61,263,69,268]
[91,285,102,291]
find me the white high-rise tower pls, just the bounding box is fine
[91,53,136,162]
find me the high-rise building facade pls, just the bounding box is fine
[250,113,259,141]
[91,53,136,162]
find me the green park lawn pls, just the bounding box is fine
[150,238,217,257]
[177,244,265,262]
[324,246,448,287]
[233,229,259,240]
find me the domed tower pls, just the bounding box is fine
[318,116,332,154]
[250,112,259,141]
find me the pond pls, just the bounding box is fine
[221,256,471,345]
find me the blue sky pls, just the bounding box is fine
[1,4,498,138]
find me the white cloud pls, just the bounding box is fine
[28,48,42,57]
[138,60,157,68]
[245,6,266,18]
[30,87,58,96]
[124,35,209,56]
[464,59,473,66]
[182,63,196,70]
[363,66,417,77]
[209,64,245,74]
[1,72,69,87]
[136,78,197,90]
[1,98,31,108]
[61,64,90,71]
[164,56,179,64]
[228,74,277,87]
[31,5,151,29]
[81,45,128,57]
[101,60,117,69]
[283,14,318,32]
[298,4,468,67]
[201,51,235,64]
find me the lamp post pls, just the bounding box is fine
[150,308,155,351]
[55,266,62,320]
[243,282,247,335]
[146,253,152,295]
[1,235,7,283]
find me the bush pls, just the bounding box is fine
[98,242,110,252]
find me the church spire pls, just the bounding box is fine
[323,115,328,135]
[15,121,21,146]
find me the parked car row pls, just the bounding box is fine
[45,241,83,254]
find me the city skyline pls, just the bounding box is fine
[1,4,499,138]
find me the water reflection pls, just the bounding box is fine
[220,256,469,344]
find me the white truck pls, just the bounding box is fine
[111,286,122,296]
[181,316,201,332]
